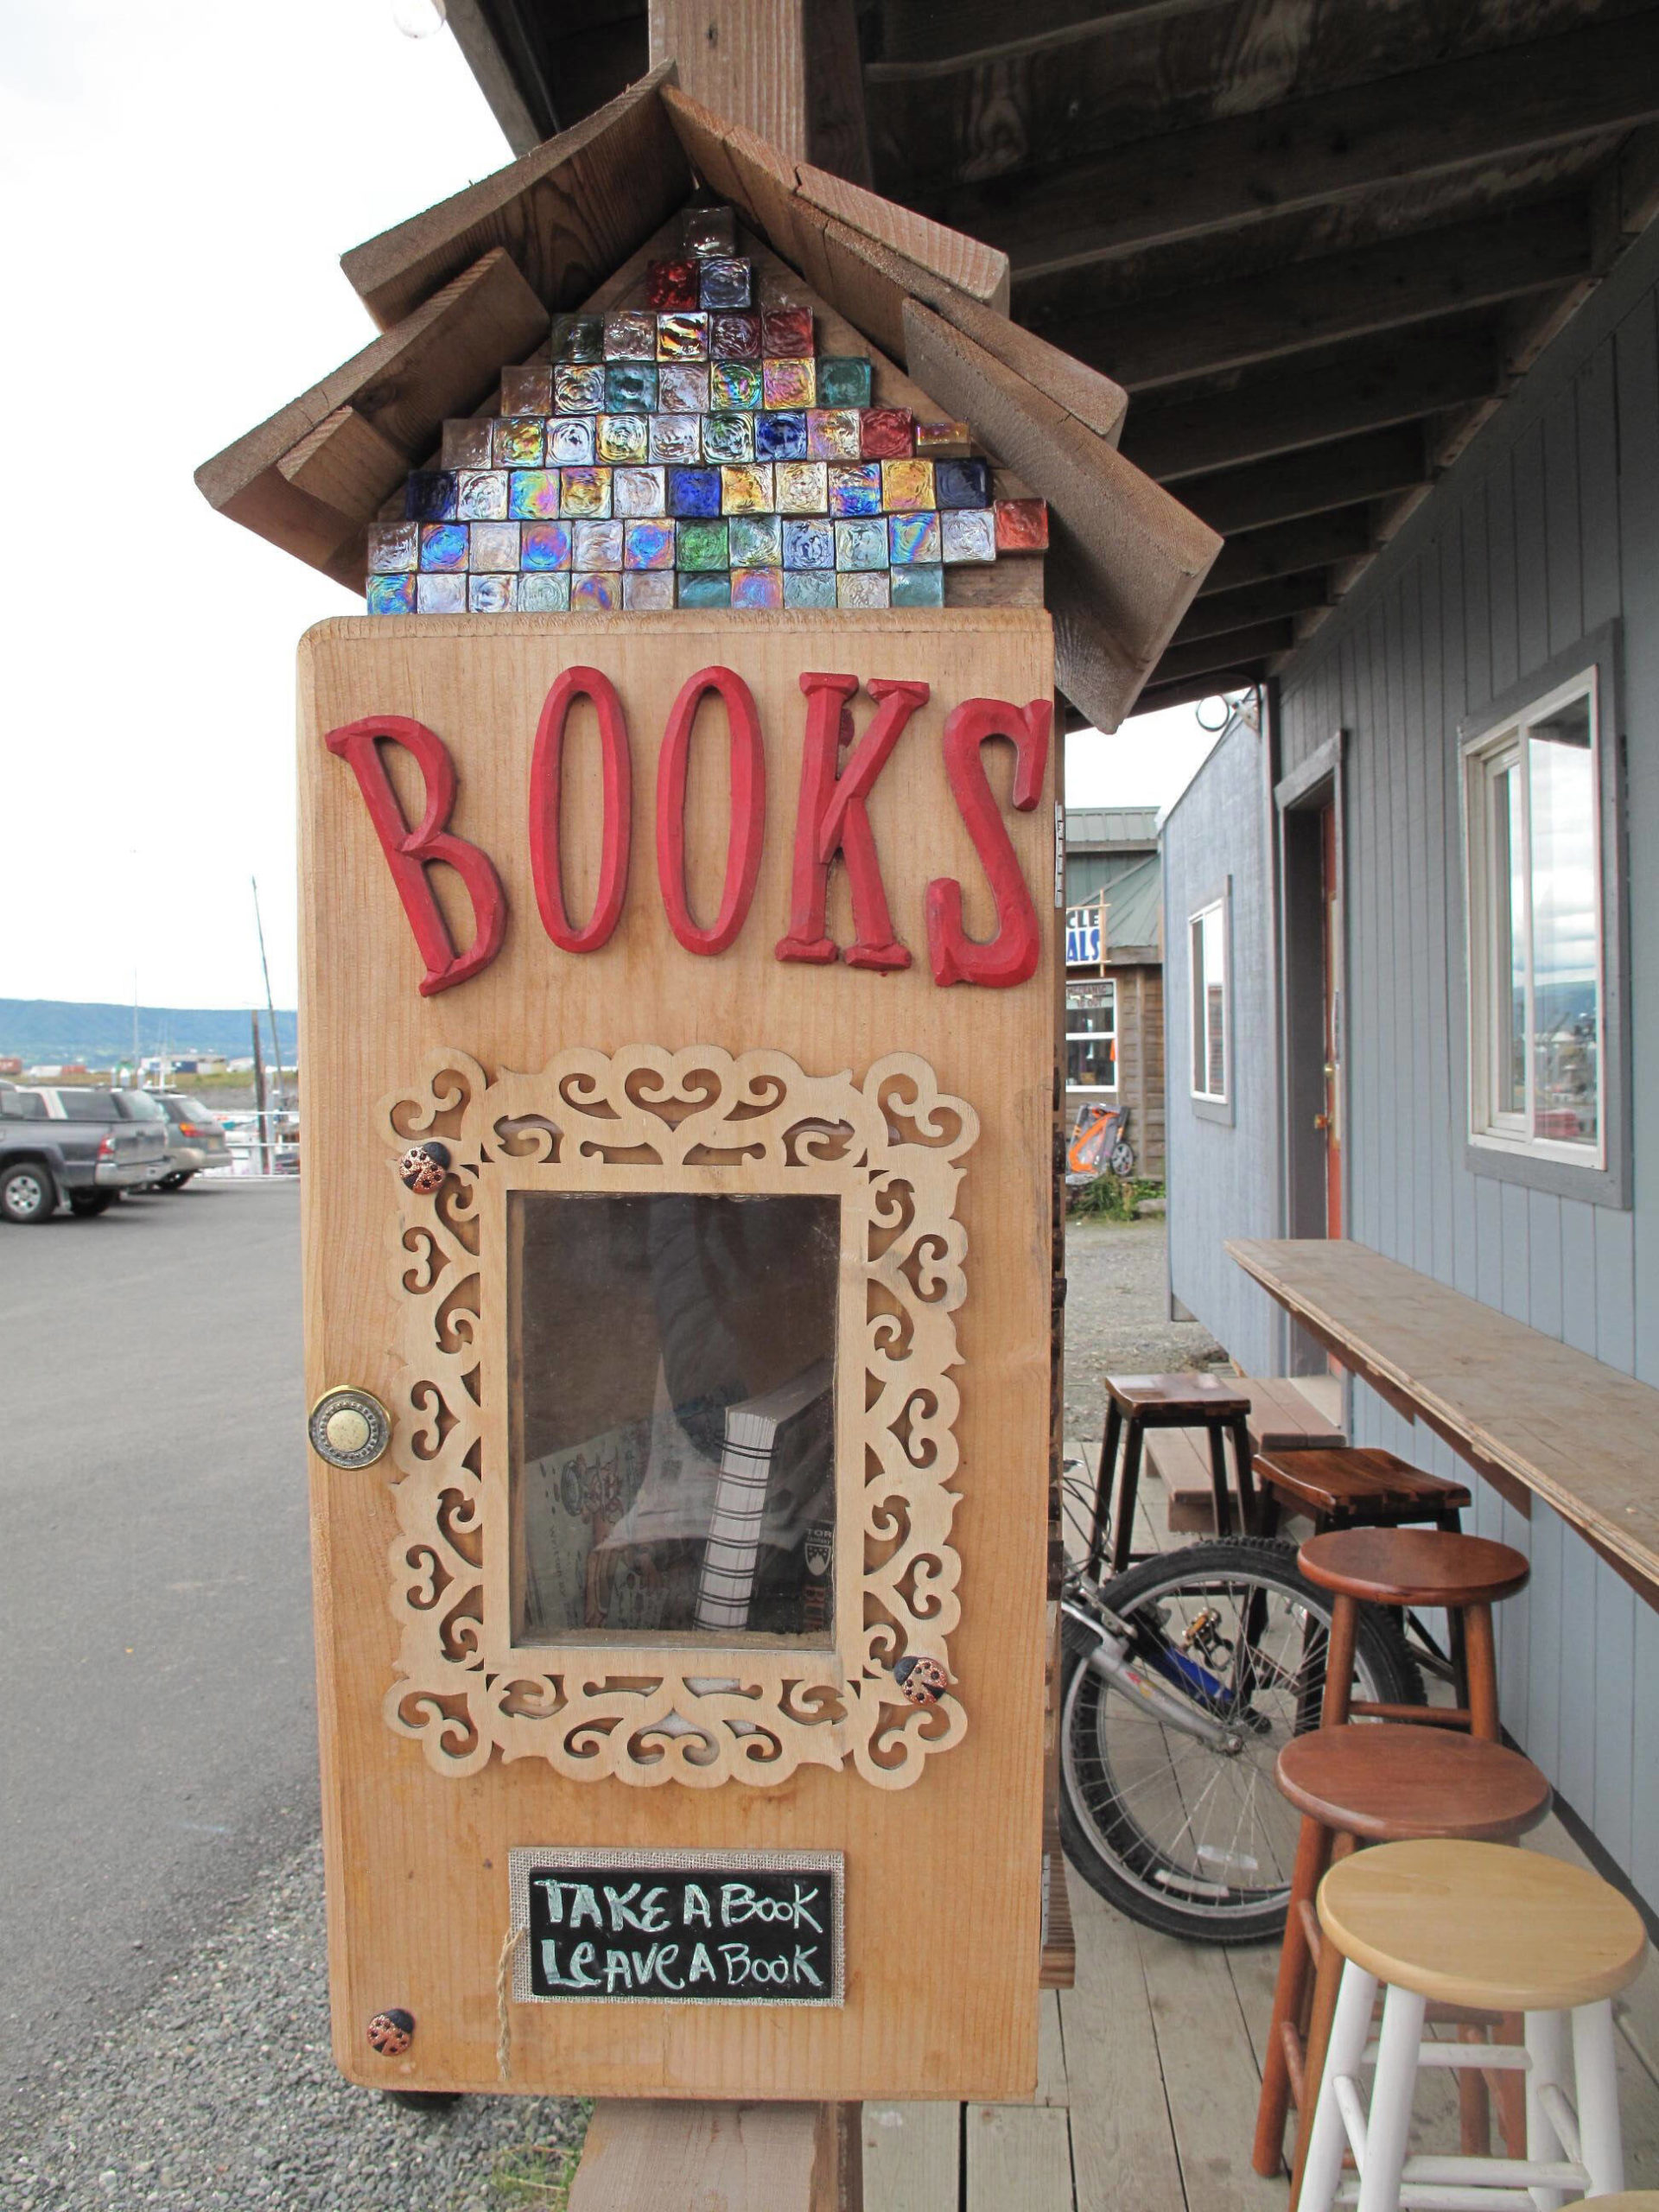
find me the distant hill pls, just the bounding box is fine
[0,1000,297,1069]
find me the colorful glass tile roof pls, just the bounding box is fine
[365,206,1048,617]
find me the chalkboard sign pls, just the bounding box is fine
[508,1847,843,2006]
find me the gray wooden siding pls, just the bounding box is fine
[1164,218,1659,1908]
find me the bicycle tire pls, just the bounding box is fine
[1059,1536,1422,1945]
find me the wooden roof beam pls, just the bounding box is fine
[1179,426,1427,539]
[1133,668,1268,717]
[926,12,1659,277]
[1170,571,1332,647]
[1197,509,1377,597]
[1150,620,1298,690]
[648,0,873,186]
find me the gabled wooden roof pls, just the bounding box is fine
[195,65,1218,733]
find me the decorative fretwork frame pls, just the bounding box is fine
[377,1046,977,1789]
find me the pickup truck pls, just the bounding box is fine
[0,1083,169,1222]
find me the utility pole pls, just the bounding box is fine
[251,1011,270,1176]
[251,877,287,1117]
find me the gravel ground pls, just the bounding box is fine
[3,1216,1205,2212]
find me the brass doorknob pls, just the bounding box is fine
[308,1386,391,1469]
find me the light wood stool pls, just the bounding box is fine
[1300,1840,1648,2212]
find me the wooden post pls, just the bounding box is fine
[647,0,873,184]
[250,1011,271,1177]
[569,2101,861,2212]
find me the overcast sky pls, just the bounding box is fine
[0,2,1228,1013]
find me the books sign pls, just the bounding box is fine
[508,1847,844,2005]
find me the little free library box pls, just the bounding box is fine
[201,77,1215,2106]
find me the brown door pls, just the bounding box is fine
[1319,802,1343,1237]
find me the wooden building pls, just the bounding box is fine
[1064,808,1165,1179]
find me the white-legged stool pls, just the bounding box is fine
[1300,1840,1647,2212]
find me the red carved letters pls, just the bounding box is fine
[656,665,767,957]
[776,673,927,970]
[324,715,506,995]
[529,666,632,954]
[925,696,1052,988]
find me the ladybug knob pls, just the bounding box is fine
[366,2007,415,2056]
[893,1655,949,1707]
[398,1140,451,1194]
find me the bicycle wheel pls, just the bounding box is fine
[1059,1537,1422,1945]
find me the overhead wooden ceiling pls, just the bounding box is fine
[448,0,1659,715]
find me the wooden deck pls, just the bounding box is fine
[863,1445,1659,2212]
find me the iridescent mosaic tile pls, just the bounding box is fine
[555,365,606,414]
[520,570,572,612]
[441,419,493,471]
[468,572,517,613]
[520,520,574,569]
[456,469,509,521]
[827,463,883,518]
[367,573,416,615]
[782,518,835,569]
[784,570,838,609]
[806,409,861,461]
[623,517,676,570]
[419,522,468,571]
[368,522,419,572]
[729,514,782,568]
[888,511,943,564]
[500,364,552,416]
[815,357,873,410]
[623,569,676,610]
[860,408,913,461]
[493,417,543,467]
[835,518,888,571]
[605,361,658,414]
[658,363,709,413]
[916,420,971,460]
[647,257,700,311]
[709,361,763,410]
[573,518,624,570]
[880,459,936,512]
[508,469,563,520]
[560,467,613,518]
[731,566,784,608]
[775,461,828,514]
[683,205,736,258]
[613,466,666,517]
[702,412,754,464]
[762,305,813,356]
[603,311,656,361]
[546,416,596,465]
[941,507,996,563]
[597,415,650,464]
[838,571,890,608]
[934,458,992,510]
[657,313,709,361]
[416,571,467,613]
[764,357,816,410]
[678,569,731,607]
[649,414,702,466]
[891,563,945,607]
[470,521,520,571]
[406,471,456,522]
[551,315,603,362]
[754,411,806,461]
[676,518,728,570]
[995,497,1049,551]
[721,463,773,514]
[666,466,721,518]
[571,570,622,612]
[700,257,752,310]
[710,312,761,361]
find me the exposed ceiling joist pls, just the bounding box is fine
[1179,425,1427,538]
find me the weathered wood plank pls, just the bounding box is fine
[1178,426,1427,540]
[1060,1880,1185,2212]
[1199,511,1376,597]
[649,1,873,185]
[964,2105,1072,2212]
[570,2101,857,2212]
[861,2104,958,2212]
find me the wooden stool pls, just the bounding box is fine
[1300,1840,1647,2211]
[1250,1726,1550,2179]
[1089,1371,1255,1575]
[1255,1446,1471,1537]
[1299,1528,1530,1739]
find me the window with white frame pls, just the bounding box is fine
[1065,982,1116,1092]
[1462,669,1604,1165]
[1189,900,1227,1103]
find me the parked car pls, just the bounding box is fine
[146,1091,235,1186]
[0,1082,168,1222]
[19,1086,179,1192]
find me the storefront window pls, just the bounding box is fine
[1065,982,1117,1091]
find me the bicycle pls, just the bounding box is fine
[1056,1452,1423,1946]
